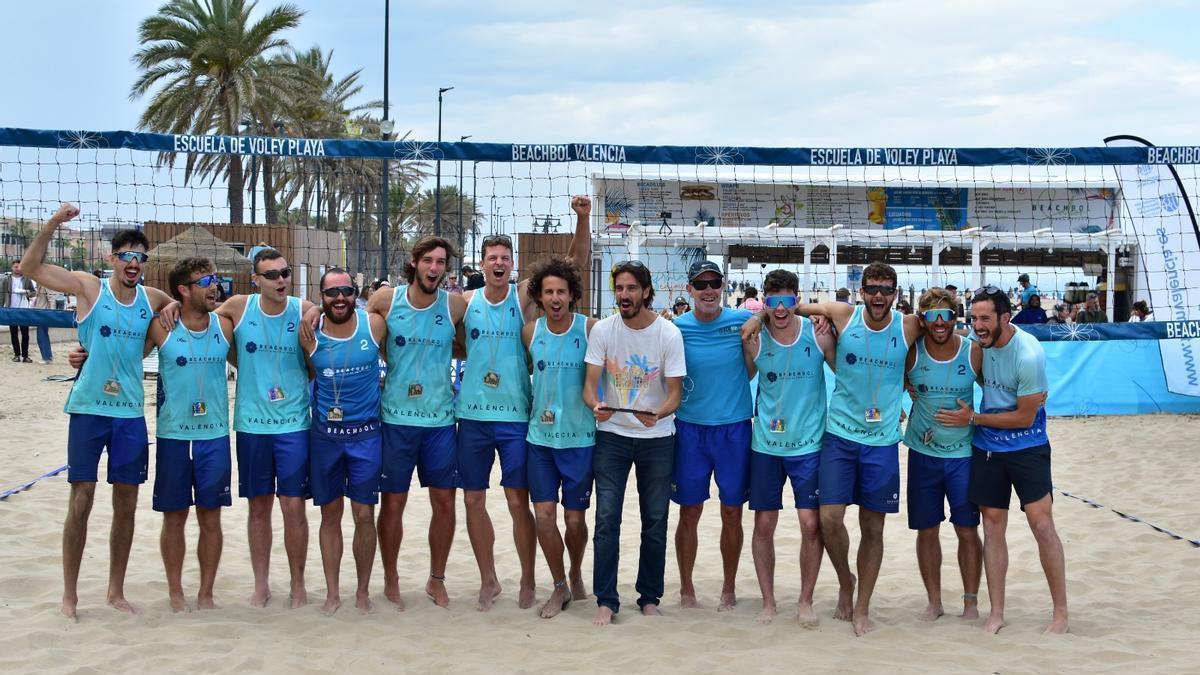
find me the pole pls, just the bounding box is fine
[379,0,390,281]
[435,86,453,236]
[470,161,478,264]
[458,135,470,263]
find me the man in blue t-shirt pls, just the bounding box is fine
[935,285,1068,635]
[672,260,757,611]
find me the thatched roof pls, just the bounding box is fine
[147,226,252,272]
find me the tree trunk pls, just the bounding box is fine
[263,155,276,224]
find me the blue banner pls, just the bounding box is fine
[2,127,1199,166]
[1021,320,1200,342]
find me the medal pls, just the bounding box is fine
[268,385,287,402]
[408,383,424,398]
[769,418,786,433]
[102,379,121,396]
[483,370,501,388]
[540,409,556,425]
[864,407,882,423]
[922,426,934,444]
[191,401,208,417]
[328,406,344,422]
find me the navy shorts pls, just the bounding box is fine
[153,436,232,512]
[456,419,529,491]
[672,419,751,507]
[749,450,820,511]
[310,429,382,506]
[968,443,1054,510]
[906,449,978,530]
[381,423,457,493]
[527,443,594,510]
[67,413,149,484]
[235,430,310,499]
[817,432,900,513]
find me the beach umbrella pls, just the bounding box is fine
[146,226,252,273]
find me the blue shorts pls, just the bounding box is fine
[456,419,529,491]
[527,444,594,510]
[67,414,149,484]
[907,449,978,530]
[818,432,900,513]
[672,419,751,507]
[235,430,310,499]
[310,428,383,506]
[381,423,457,493]
[153,437,232,512]
[749,451,820,511]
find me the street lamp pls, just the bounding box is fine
[458,135,471,262]
[379,0,393,281]
[434,86,454,236]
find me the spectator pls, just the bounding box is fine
[895,298,913,315]
[462,265,485,291]
[835,287,852,304]
[1012,294,1048,324]
[1129,300,1151,322]
[1017,273,1039,307]
[1045,303,1070,325]
[672,296,691,316]
[32,280,55,363]
[742,286,764,311]
[1072,292,1108,323]
[213,281,228,306]
[1,262,34,362]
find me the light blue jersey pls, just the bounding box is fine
[751,318,827,456]
[310,309,380,426]
[826,306,909,446]
[66,282,153,418]
[458,285,530,422]
[675,307,753,425]
[232,294,310,434]
[904,337,975,459]
[527,314,594,449]
[975,326,1049,452]
[381,287,456,426]
[157,314,230,440]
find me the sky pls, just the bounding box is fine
[1,0,1197,294]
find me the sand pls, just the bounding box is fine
[1,350,1198,674]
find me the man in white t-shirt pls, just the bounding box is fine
[583,260,685,626]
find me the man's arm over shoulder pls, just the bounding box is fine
[215,294,249,325]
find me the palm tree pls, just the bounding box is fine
[130,0,304,224]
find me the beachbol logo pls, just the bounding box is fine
[766,371,777,382]
[845,353,858,365]
[537,360,546,371]
[918,383,927,393]
[99,325,112,337]
[176,356,188,366]
[245,341,258,353]
[394,335,406,347]
[470,328,480,340]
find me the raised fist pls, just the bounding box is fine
[571,195,592,217]
[52,203,81,223]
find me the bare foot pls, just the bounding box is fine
[290,587,308,609]
[960,603,979,620]
[385,578,404,608]
[107,595,138,614]
[920,601,944,622]
[593,605,614,626]
[355,593,375,615]
[539,586,571,619]
[196,595,218,610]
[518,583,537,610]
[569,574,589,601]
[641,604,662,616]
[717,591,737,612]
[1044,612,1069,634]
[425,577,449,609]
[320,596,341,617]
[755,604,778,625]
[61,597,79,623]
[168,593,189,613]
[679,593,700,609]
[249,588,271,608]
[833,575,856,621]
[982,614,1006,634]
[797,601,819,628]
[476,580,502,612]
[852,610,876,637]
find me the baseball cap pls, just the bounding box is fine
[1018,273,1030,283]
[687,260,723,282]
[673,296,689,306]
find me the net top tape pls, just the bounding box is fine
[3,128,1199,167]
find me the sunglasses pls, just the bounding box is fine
[862,284,896,297]
[922,308,955,323]
[258,267,292,280]
[690,278,722,290]
[482,234,512,248]
[186,273,222,288]
[322,285,357,298]
[616,259,646,269]
[115,251,149,264]
[764,295,798,309]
